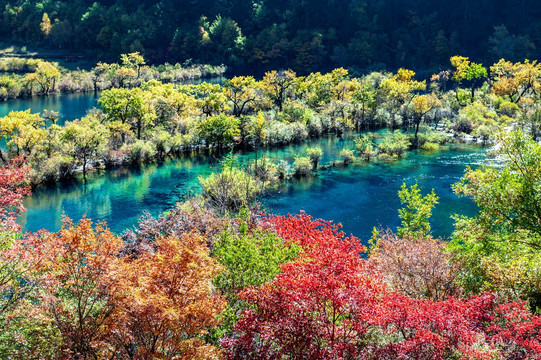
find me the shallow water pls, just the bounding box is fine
[21,134,486,241]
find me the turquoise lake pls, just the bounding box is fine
[1,89,486,241]
[20,134,486,242]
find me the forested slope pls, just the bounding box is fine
[1,0,540,74]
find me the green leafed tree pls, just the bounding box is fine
[397,183,439,237]
[450,130,541,308]
[210,220,300,339]
[196,113,240,149]
[60,115,109,181]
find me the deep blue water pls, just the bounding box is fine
[21,134,486,242]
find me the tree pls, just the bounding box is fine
[60,115,109,181]
[120,52,146,79]
[224,213,541,359]
[0,158,59,358]
[0,110,46,158]
[306,146,323,169]
[490,58,541,104]
[112,234,225,359]
[451,130,541,307]
[223,76,261,117]
[411,94,442,146]
[454,130,541,249]
[196,113,240,149]
[260,69,296,111]
[368,230,462,300]
[223,213,375,359]
[36,217,123,359]
[379,68,426,123]
[351,78,376,131]
[99,87,153,141]
[193,82,228,117]
[0,157,30,231]
[40,13,52,40]
[397,183,439,238]
[211,223,300,339]
[25,61,61,95]
[450,55,487,103]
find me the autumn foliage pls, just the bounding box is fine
[0,157,541,358]
[0,156,31,231]
[223,213,541,359]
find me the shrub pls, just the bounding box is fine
[369,230,462,300]
[38,155,75,182]
[378,130,411,157]
[306,146,323,169]
[355,134,375,160]
[289,122,309,142]
[276,160,291,180]
[293,156,312,176]
[249,158,278,184]
[199,168,261,213]
[421,142,439,151]
[124,140,157,163]
[340,149,355,164]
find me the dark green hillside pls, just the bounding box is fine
[1,0,540,74]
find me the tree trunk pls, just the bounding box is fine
[83,154,87,183]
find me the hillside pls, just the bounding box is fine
[1,0,540,75]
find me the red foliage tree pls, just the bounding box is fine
[224,213,541,360]
[0,156,31,230]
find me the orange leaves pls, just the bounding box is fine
[111,234,225,358]
[35,217,122,359]
[19,216,225,359]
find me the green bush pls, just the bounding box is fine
[125,140,157,163]
[378,130,411,157]
[420,142,439,151]
[306,146,323,168]
[293,156,312,176]
[355,134,376,161]
[340,149,356,164]
[249,158,278,184]
[199,168,261,213]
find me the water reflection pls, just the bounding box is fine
[22,135,486,241]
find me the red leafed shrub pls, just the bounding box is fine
[264,211,365,256]
[221,243,384,359]
[0,156,30,230]
[223,213,541,360]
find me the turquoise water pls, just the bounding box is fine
[0,92,100,125]
[21,134,486,241]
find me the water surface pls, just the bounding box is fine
[22,135,486,241]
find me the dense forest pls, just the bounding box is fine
[1,0,541,75]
